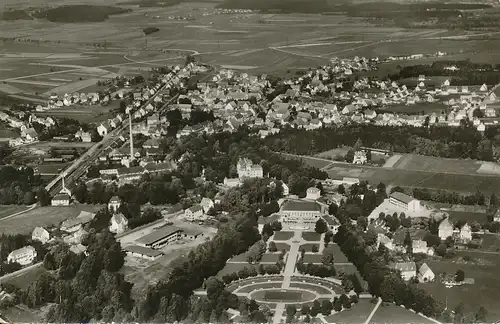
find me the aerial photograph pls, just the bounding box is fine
[1,0,500,322]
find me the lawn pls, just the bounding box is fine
[289,282,333,294]
[299,243,321,253]
[302,254,324,264]
[5,265,47,289]
[272,231,294,241]
[251,289,316,302]
[0,205,29,219]
[228,253,247,263]
[239,282,283,293]
[1,306,42,323]
[424,253,500,320]
[371,303,435,324]
[302,232,321,242]
[260,253,280,263]
[325,299,376,324]
[325,244,349,263]
[274,242,291,252]
[477,234,500,252]
[0,205,104,235]
[392,154,481,175]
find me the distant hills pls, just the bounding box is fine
[1,5,132,22]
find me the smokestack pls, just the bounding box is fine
[129,113,134,161]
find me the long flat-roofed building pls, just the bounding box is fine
[135,226,183,249]
[389,192,421,213]
[124,245,164,261]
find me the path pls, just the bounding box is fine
[364,297,382,324]
[273,303,285,324]
[0,204,37,222]
[281,231,301,289]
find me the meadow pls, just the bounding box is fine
[0,205,30,219]
[324,299,376,324]
[425,252,500,320]
[370,303,435,324]
[392,154,483,175]
[0,205,103,235]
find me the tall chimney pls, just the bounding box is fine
[129,113,134,161]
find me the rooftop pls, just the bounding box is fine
[281,200,322,212]
[389,191,415,204]
[136,225,182,246]
[124,245,164,258]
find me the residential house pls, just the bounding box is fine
[32,227,50,244]
[391,262,416,281]
[51,193,71,206]
[109,213,128,235]
[438,217,454,240]
[184,205,204,221]
[237,158,263,179]
[60,211,96,233]
[418,263,435,282]
[377,233,395,250]
[108,196,121,212]
[353,151,367,164]
[459,223,472,243]
[200,197,214,214]
[7,246,37,266]
[97,124,109,136]
[412,239,434,255]
[24,128,39,142]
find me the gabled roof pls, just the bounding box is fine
[419,262,433,276]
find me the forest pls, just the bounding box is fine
[263,123,495,161]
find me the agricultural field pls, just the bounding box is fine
[0,204,104,235]
[446,210,489,225]
[424,252,500,320]
[36,101,119,123]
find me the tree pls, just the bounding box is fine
[337,184,345,195]
[300,304,310,315]
[490,193,498,207]
[475,306,487,323]
[311,245,319,253]
[328,203,338,215]
[285,305,296,323]
[23,191,35,205]
[37,187,51,206]
[268,241,277,252]
[341,277,353,293]
[455,269,465,282]
[310,300,320,317]
[321,300,333,316]
[315,219,328,234]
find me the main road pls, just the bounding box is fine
[45,84,179,196]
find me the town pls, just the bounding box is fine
[1,2,500,324]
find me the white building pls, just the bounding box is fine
[282,183,290,196]
[306,187,321,200]
[438,217,454,240]
[236,158,263,179]
[418,263,435,282]
[459,223,472,243]
[97,124,109,136]
[391,262,416,281]
[412,239,434,255]
[32,227,50,244]
[200,197,214,214]
[51,193,71,206]
[353,151,367,164]
[7,246,37,266]
[109,213,128,235]
[280,200,323,225]
[108,196,121,212]
[185,205,204,221]
[389,192,421,213]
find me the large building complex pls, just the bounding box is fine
[389,192,422,213]
[280,200,324,225]
[236,158,263,179]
